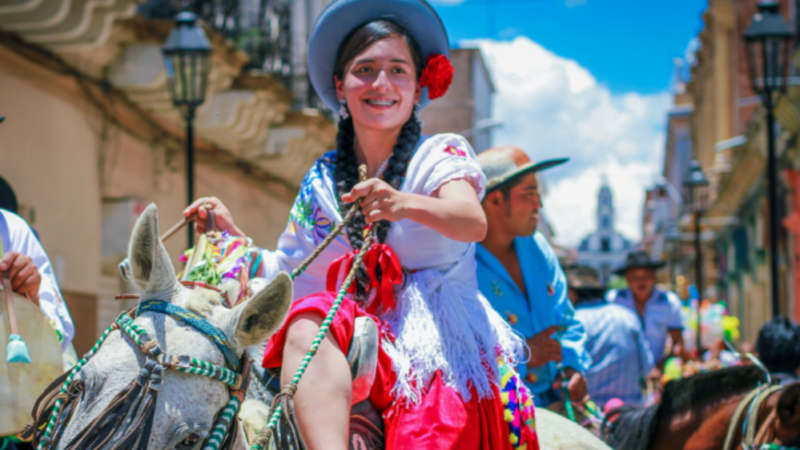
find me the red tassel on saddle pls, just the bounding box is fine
[326,244,403,314]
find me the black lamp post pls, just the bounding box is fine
[684,159,709,354]
[163,10,212,249]
[743,0,793,317]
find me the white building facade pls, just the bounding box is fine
[577,181,632,283]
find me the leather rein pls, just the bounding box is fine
[722,383,798,450]
[24,287,250,450]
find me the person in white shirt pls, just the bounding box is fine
[0,194,74,351]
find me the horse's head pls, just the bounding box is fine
[58,204,292,449]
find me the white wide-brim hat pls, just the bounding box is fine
[308,0,450,112]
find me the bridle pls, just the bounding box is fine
[24,292,251,450]
[719,351,800,450]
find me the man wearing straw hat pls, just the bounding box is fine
[606,251,684,368]
[0,176,74,352]
[475,145,591,408]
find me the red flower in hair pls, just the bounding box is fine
[420,54,454,100]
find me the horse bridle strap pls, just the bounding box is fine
[29,306,249,450]
[723,384,788,450]
[136,299,242,373]
[724,387,764,450]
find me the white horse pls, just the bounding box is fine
[535,408,612,450]
[55,204,292,449]
[49,202,610,450]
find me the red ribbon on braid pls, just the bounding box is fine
[364,244,403,314]
[326,244,403,314]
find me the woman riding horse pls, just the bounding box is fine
[186,0,537,448]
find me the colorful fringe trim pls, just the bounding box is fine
[499,359,539,450]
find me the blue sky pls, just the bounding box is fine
[432,0,707,94]
[427,0,708,245]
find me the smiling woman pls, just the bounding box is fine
[335,22,422,133]
[185,1,537,449]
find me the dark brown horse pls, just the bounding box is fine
[602,365,800,450]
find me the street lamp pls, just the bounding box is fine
[684,159,709,354]
[163,10,212,248]
[743,0,793,318]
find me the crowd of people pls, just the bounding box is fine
[2,0,800,448]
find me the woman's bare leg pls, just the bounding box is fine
[281,312,352,450]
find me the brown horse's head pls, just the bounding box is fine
[602,365,766,450]
[604,370,800,450]
[772,382,800,447]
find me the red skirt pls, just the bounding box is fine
[263,292,538,450]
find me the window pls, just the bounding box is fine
[601,238,611,252]
[601,216,610,228]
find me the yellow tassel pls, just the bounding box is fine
[519,444,527,450]
[501,370,513,386]
[509,434,519,445]
[504,409,514,422]
[501,392,510,405]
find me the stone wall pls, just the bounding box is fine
[0,47,294,354]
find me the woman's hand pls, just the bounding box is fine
[184,197,245,236]
[342,178,486,242]
[341,179,410,223]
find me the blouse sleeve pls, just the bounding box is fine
[259,152,351,299]
[415,134,487,200]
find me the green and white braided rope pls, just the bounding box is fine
[36,310,245,449]
[759,445,800,450]
[203,395,243,450]
[37,316,121,450]
[250,227,376,450]
[174,357,240,388]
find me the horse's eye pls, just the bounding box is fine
[176,433,202,449]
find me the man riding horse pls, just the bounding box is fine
[606,251,686,370]
[474,146,591,408]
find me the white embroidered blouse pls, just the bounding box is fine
[261,133,522,402]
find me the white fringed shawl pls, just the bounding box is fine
[261,133,525,404]
[382,269,524,405]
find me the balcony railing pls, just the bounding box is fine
[138,0,293,87]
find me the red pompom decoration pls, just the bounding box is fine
[420,54,454,100]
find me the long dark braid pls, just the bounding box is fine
[331,19,424,301]
[334,114,421,299]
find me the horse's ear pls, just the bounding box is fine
[128,204,177,296]
[230,272,292,348]
[777,382,800,429]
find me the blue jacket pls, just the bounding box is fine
[476,233,591,401]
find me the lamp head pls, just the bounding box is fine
[162,10,213,113]
[684,159,709,188]
[743,0,793,95]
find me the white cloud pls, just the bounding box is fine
[464,37,670,247]
[545,162,658,247]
